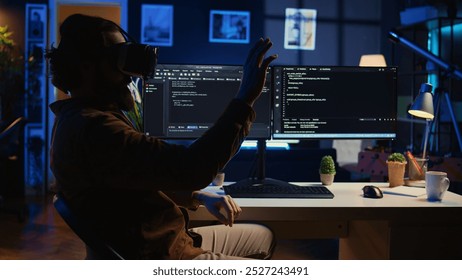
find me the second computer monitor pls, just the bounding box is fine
[272,66,397,139]
[143,64,272,139]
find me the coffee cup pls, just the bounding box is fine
[425,171,450,201]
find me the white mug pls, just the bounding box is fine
[425,171,450,201]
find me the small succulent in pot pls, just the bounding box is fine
[387,152,406,163]
[319,155,336,186]
[386,152,407,187]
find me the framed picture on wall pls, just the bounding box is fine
[209,10,250,44]
[27,5,46,41]
[284,8,317,50]
[25,3,47,193]
[26,42,45,121]
[141,4,174,46]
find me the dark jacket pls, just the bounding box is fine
[50,97,255,259]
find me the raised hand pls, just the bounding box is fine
[236,37,278,106]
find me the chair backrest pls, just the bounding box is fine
[53,194,124,260]
[0,117,26,158]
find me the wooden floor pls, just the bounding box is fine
[0,194,338,260]
[0,195,86,260]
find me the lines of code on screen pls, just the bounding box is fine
[272,66,397,139]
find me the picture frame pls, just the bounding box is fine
[141,4,174,46]
[25,3,47,193]
[209,10,250,44]
[27,4,46,41]
[284,8,317,50]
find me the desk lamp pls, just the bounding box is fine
[408,83,434,159]
[358,54,387,67]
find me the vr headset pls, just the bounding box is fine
[106,24,158,79]
[111,42,158,79]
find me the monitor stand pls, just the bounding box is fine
[225,139,296,189]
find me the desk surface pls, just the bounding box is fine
[190,182,462,259]
[203,182,462,207]
[191,182,462,223]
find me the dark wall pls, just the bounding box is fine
[126,0,402,66]
[5,0,461,67]
[127,0,265,65]
[1,0,405,66]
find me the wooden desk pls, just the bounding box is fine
[188,182,462,260]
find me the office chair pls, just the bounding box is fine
[53,194,125,260]
[0,116,27,222]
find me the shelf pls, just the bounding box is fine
[396,17,462,32]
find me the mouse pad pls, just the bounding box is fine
[382,186,426,197]
[404,179,426,188]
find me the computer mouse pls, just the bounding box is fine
[362,185,383,199]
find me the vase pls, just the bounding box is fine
[387,161,407,187]
[320,173,335,186]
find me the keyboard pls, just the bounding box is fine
[223,179,334,199]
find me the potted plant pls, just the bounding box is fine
[386,152,407,187]
[319,155,336,186]
[0,25,24,121]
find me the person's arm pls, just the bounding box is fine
[82,100,253,191]
[82,38,277,192]
[191,190,241,227]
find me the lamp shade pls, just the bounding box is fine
[408,83,434,120]
[359,54,387,67]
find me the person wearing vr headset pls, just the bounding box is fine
[47,14,278,260]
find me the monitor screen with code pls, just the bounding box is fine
[272,66,397,139]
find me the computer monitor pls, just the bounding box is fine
[143,64,272,139]
[272,66,397,139]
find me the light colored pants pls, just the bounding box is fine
[191,223,275,260]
